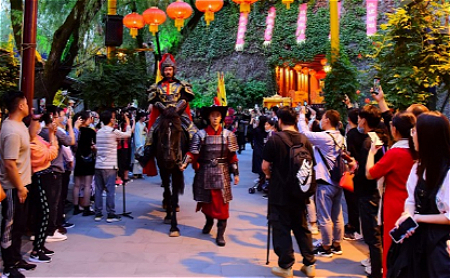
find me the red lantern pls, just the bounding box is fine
[320,58,328,66]
[195,0,224,25]
[123,12,145,38]
[167,0,193,31]
[315,70,326,80]
[143,7,167,35]
[302,67,309,75]
[310,69,316,76]
[232,0,258,13]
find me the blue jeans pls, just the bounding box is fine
[94,169,117,216]
[315,183,344,246]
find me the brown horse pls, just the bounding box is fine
[154,108,188,237]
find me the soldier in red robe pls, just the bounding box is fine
[181,106,239,246]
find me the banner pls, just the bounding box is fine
[366,0,378,36]
[263,7,276,46]
[296,3,308,44]
[329,1,342,40]
[217,72,227,106]
[235,13,249,51]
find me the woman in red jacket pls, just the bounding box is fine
[365,112,416,277]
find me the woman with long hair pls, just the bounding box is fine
[365,112,416,277]
[388,112,450,278]
[73,111,96,216]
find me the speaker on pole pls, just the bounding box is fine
[105,15,123,47]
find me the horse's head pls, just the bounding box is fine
[157,109,183,169]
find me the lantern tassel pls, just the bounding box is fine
[130,28,138,38]
[240,3,251,13]
[204,11,214,26]
[149,25,159,36]
[175,18,184,31]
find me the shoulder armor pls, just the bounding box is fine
[180,81,194,101]
[224,129,239,152]
[190,130,207,154]
[147,84,158,103]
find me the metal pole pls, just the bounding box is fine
[107,0,117,59]
[21,0,38,112]
[330,0,340,62]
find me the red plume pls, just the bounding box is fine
[213,97,221,106]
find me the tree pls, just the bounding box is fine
[77,54,148,109]
[370,0,450,110]
[0,49,20,97]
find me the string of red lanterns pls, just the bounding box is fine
[123,0,225,37]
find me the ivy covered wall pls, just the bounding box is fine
[175,0,372,109]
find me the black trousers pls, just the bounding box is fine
[359,193,382,278]
[269,204,316,269]
[344,188,360,234]
[58,170,71,226]
[40,172,62,236]
[1,187,29,268]
[237,132,246,150]
[30,173,52,251]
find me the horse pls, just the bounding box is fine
[154,107,188,237]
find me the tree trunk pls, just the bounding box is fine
[10,0,23,53]
[34,0,103,101]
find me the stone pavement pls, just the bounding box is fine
[8,146,369,277]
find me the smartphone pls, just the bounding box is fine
[373,78,381,95]
[368,132,384,146]
[303,101,308,106]
[389,216,419,244]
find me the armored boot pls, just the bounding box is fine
[216,219,227,247]
[202,215,214,234]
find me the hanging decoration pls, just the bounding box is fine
[232,0,258,14]
[143,7,167,35]
[328,1,342,39]
[195,0,224,26]
[296,3,308,44]
[263,7,276,47]
[167,0,193,31]
[282,0,294,10]
[235,12,248,51]
[123,12,145,38]
[366,0,378,36]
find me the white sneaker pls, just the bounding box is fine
[46,230,67,242]
[361,257,371,267]
[308,223,319,235]
[355,232,363,240]
[365,266,371,275]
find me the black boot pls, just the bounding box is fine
[202,215,214,234]
[216,219,227,247]
[82,206,95,216]
[73,206,83,215]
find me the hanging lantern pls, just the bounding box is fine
[282,0,294,10]
[315,70,326,80]
[123,12,145,38]
[320,58,328,66]
[195,0,224,26]
[293,64,302,72]
[302,67,309,75]
[167,0,193,31]
[143,7,167,35]
[235,12,248,51]
[263,7,276,47]
[232,0,258,14]
[310,69,317,76]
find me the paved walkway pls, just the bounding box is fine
[11,146,368,277]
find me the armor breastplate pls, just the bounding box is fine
[157,82,183,106]
[198,135,229,162]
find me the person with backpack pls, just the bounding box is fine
[297,108,346,258]
[262,106,316,278]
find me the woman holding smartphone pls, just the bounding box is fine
[365,112,416,277]
[389,112,450,278]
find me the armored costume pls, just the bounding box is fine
[184,106,239,246]
[145,53,198,149]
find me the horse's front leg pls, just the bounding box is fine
[159,167,172,224]
[169,169,183,237]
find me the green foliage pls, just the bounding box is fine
[77,54,148,108]
[189,72,270,109]
[0,49,20,97]
[324,52,359,118]
[369,1,450,110]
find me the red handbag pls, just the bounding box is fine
[339,172,354,192]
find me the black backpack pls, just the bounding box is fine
[274,132,317,199]
[317,132,346,183]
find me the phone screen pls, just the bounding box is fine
[303,101,308,106]
[373,78,380,94]
[389,217,419,243]
[368,132,384,146]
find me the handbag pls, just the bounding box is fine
[80,152,95,163]
[339,171,354,192]
[0,185,6,202]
